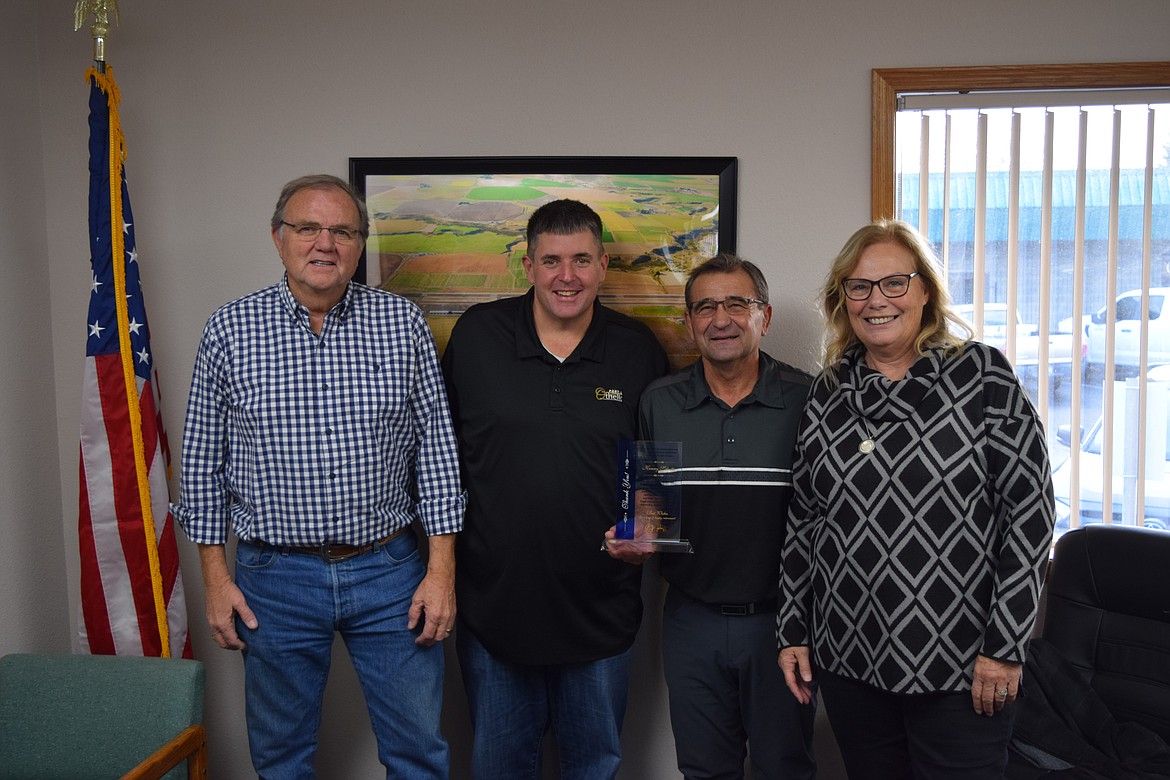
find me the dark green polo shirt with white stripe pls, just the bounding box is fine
[639,353,812,605]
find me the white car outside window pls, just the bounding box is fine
[1085,288,1170,377]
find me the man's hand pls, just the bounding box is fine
[972,654,1022,716]
[409,534,456,646]
[198,544,257,650]
[603,525,655,564]
[778,645,816,704]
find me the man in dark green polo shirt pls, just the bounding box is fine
[609,253,816,779]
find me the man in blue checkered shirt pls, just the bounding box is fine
[172,174,466,778]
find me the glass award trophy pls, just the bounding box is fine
[604,439,692,553]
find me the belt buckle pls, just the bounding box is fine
[319,541,351,564]
[721,604,750,616]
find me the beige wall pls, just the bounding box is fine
[1,0,70,657]
[5,0,1167,777]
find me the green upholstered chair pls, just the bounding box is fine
[0,653,206,780]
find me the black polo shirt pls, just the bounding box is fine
[442,289,669,665]
[639,352,812,605]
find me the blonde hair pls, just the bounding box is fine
[820,219,970,373]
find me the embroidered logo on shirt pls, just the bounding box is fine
[595,387,624,402]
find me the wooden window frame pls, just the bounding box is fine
[871,62,1170,220]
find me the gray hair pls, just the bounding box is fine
[684,253,769,306]
[270,174,369,239]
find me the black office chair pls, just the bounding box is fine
[1044,524,1170,742]
[1006,524,1170,778]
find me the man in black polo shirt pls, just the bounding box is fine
[609,253,816,779]
[441,199,668,779]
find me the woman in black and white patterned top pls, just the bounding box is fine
[778,220,1054,779]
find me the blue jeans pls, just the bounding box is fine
[235,533,448,779]
[819,669,1016,780]
[456,622,631,780]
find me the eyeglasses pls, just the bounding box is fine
[687,296,766,318]
[280,221,362,245]
[841,272,920,301]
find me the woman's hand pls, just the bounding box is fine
[778,645,816,704]
[972,654,1022,716]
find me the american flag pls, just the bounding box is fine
[78,67,190,658]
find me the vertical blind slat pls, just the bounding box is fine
[1134,107,1157,522]
[1071,110,1090,529]
[1035,110,1053,420]
[1101,109,1122,523]
[1007,112,1023,382]
[974,113,988,334]
[942,113,952,275]
[919,114,930,236]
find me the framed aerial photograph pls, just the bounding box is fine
[349,155,737,369]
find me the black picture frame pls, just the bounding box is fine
[348,155,737,367]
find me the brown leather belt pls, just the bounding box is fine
[262,527,409,564]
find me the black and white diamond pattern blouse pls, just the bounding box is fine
[779,342,1055,694]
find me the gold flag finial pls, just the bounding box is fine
[74,0,120,63]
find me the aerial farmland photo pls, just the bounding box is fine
[362,171,724,369]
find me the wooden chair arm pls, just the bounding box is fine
[122,724,207,780]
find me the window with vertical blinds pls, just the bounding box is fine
[872,63,1170,541]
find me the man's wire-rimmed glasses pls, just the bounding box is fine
[280,221,362,245]
[687,296,767,318]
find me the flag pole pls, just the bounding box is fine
[74,0,120,72]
